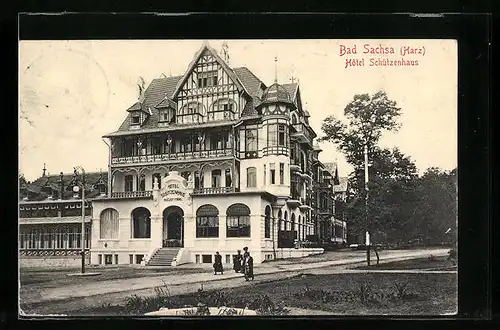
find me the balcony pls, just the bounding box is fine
[300,171,313,182]
[111,148,234,165]
[287,194,302,209]
[290,158,301,172]
[291,123,315,144]
[192,186,236,195]
[111,191,153,199]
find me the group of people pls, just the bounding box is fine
[213,247,254,281]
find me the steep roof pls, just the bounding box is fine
[258,83,296,109]
[116,75,182,132]
[21,172,108,201]
[281,83,298,100]
[333,177,349,193]
[233,67,266,97]
[323,162,338,175]
[171,44,248,99]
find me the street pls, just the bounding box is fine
[20,248,452,315]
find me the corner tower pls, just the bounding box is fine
[256,82,296,197]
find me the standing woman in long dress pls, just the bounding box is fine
[233,250,242,273]
[243,252,254,281]
[213,251,223,275]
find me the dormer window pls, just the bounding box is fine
[131,115,140,125]
[158,109,170,122]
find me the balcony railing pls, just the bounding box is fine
[192,186,236,195]
[111,191,153,199]
[111,148,234,165]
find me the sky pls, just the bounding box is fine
[19,39,457,181]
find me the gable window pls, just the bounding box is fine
[246,129,258,152]
[125,175,134,192]
[270,163,276,185]
[247,167,257,188]
[198,70,218,88]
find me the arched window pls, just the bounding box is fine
[132,207,151,238]
[100,208,119,239]
[196,204,219,238]
[247,167,257,188]
[226,203,251,238]
[284,210,288,230]
[264,205,271,239]
[209,98,237,121]
[180,101,205,116]
[291,213,297,239]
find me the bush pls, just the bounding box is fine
[249,294,290,315]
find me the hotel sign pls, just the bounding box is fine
[161,183,187,202]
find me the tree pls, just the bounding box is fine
[413,167,457,245]
[319,91,402,168]
[320,92,403,244]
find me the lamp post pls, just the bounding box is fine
[73,166,86,274]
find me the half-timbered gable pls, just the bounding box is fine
[172,45,250,124]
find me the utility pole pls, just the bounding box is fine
[364,143,370,266]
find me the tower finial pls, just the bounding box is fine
[42,163,46,177]
[274,57,278,83]
[221,41,230,64]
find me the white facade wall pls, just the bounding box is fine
[90,172,283,264]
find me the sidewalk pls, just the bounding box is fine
[22,248,449,305]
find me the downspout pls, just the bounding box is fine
[102,138,112,198]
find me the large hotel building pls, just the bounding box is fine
[19,43,348,267]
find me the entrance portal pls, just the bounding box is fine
[163,206,184,247]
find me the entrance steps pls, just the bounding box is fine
[146,248,181,267]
